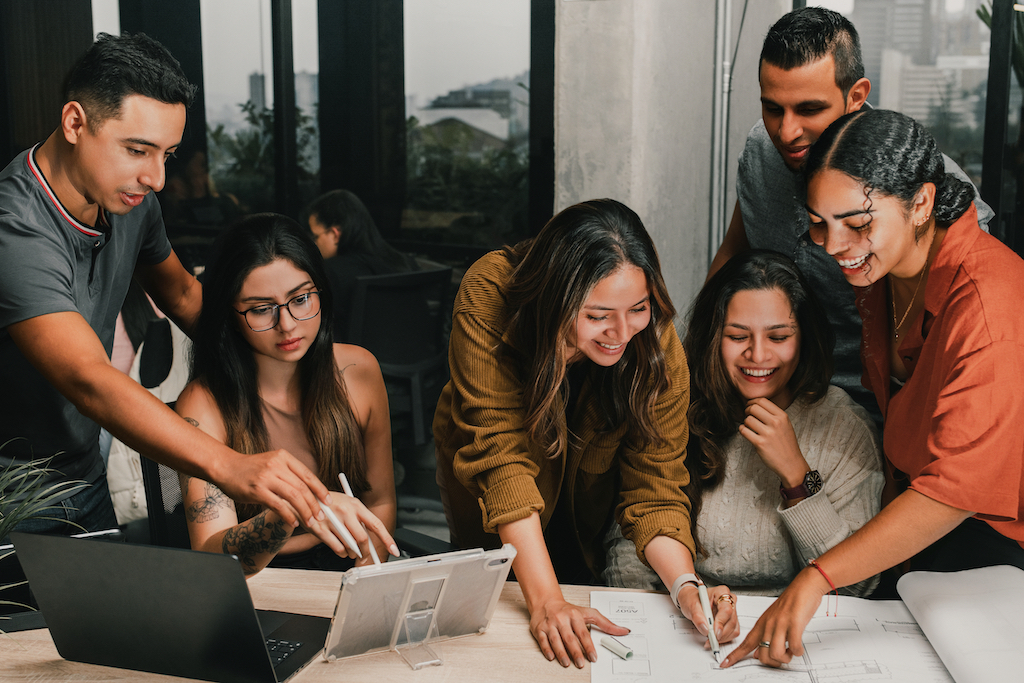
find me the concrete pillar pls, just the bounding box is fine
[555,0,787,317]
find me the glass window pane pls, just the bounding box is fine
[293,0,320,210]
[194,0,275,219]
[403,1,531,248]
[812,0,991,188]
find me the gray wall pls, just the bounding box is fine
[554,0,790,319]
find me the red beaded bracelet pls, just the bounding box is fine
[809,559,838,616]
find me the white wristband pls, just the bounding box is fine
[670,573,699,611]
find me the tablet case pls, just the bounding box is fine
[324,544,516,668]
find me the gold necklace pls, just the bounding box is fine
[890,256,929,340]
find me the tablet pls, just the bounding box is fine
[323,544,516,668]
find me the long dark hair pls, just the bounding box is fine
[304,189,416,271]
[191,213,366,520]
[501,198,677,458]
[683,250,833,556]
[805,109,975,232]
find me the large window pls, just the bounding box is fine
[402,2,532,249]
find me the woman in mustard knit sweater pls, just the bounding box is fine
[434,199,739,668]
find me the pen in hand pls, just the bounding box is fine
[339,473,382,565]
[697,579,722,664]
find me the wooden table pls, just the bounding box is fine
[0,568,600,682]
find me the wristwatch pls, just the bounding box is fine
[780,470,823,500]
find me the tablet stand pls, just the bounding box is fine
[391,575,447,669]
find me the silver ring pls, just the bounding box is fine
[758,641,771,648]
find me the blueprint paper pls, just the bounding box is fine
[590,590,953,683]
[896,565,1024,683]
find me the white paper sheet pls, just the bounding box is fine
[590,590,954,683]
[896,565,1024,683]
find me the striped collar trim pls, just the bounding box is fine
[27,144,105,237]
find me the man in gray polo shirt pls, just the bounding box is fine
[0,34,345,551]
[708,8,992,424]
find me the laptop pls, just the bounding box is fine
[11,531,330,683]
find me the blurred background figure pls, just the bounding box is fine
[160,149,245,228]
[304,189,420,342]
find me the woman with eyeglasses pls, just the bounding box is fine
[175,213,398,575]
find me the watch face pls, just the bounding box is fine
[805,470,823,495]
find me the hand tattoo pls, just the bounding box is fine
[222,511,291,574]
[186,481,233,523]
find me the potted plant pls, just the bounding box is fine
[1,439,86,625]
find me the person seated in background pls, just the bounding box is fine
[434,199,740,669]
[304,189,419,341]
[726,109,1024,669]
[681,250,881,596]
[175,213,398,575]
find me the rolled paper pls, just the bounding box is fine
[600,636,633,660]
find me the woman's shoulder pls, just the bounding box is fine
[332,343,383,380]
[452,250,513,322]
[175,380,228,442]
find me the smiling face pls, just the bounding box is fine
[67,94,186,217]
[234,258,322,365]
[806,168,931,286]
[565,265,652,367]
[721,287,800,408]
[759,55,864,171]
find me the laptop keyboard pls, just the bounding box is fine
[266,638,304,666]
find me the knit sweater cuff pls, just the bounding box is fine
[478,473,545,533]
[776,492,848,560]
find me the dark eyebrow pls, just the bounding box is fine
[239,281,315,303]
[122,137,183,150]
[805,204,871,221]
[724,322,795,331]
[584,295,650,311]
[761,97,832,109]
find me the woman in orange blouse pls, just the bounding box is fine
[725,109,1024,668]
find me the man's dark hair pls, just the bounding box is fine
[63,32,196,127]
[760,7,864,97]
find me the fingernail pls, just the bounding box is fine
[324,493,332,504]
[575,657,586,668]
[560,658,569,667]
[317,509,325,521]
[389,544,400,556]
[306,516,316,527]
[292,519,300,528]
[588,651,597,663]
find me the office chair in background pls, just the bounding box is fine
[346,268,453,515]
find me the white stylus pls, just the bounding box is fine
[697,579,722,664]
[318,501,361,559]
[339,473,381,565]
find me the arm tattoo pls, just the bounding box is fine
[186,481,234,523]
[222,511,291,575]
[183,417,200,428]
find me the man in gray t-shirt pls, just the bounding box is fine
[708,8,992,424]
[0,34,344,551]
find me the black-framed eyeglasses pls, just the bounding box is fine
[234,291,321,332]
